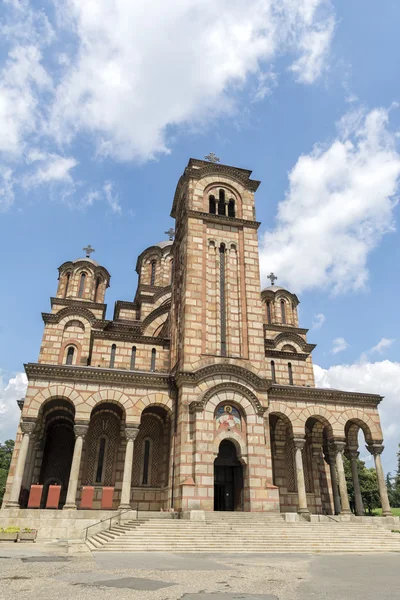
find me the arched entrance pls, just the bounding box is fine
[214,440,243,511]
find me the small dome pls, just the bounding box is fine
[261,285,286,293]
[153,240,173,249]
[72,257,100,267]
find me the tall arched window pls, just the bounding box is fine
[78,272,86,298]
[95,437,107,483]
[64,272,70,298]
[150,348,156,371]
[288,362,293,385]
[130,346,136,370]
[218,189,226,216]
[95,277,101,302]
[142,439,151,485]
[150,261,156,286]
[271,360,276,383]
[281,300,286,324]
[110,344,116,368]
[228,199,235,217]
[209,195,216,214]
[266,301,272,324]
[66,346,74,365]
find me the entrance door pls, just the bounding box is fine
[214,440,243,511]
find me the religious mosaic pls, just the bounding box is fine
[216,405,241,431]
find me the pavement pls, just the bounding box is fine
[0,543,399,600]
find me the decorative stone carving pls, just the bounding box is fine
[367,443,384,456]
[190,382,267,417]
[330,440,346,454]
[292,437,306,451]
[20,420,36,435]
[74,424,89,438]
[125,426,140,441]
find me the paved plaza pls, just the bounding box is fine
[0,544,399,600]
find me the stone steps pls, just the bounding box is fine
[86,515,400,553]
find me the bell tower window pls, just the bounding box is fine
[228,199,235,217]
[281,300,286,324]
[78,272,86,298]
[130,346,136,370]
[209,195,216,214]
[271,360,276,383]
[95,277,101,302]
[288,362,293,385]
[218,189,226,216]
[64,273,70,298]
[150,348,156,371]
[110,344,116,368]
[266,301,271,324]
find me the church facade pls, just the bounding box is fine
[3,158,392,517]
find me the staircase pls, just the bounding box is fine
[86,512,400,553]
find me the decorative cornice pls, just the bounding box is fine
[268,384,382,406]
[91,330,170,346]
[189,382,267,416]
[265,332,316,353]
[187,210,260,229]
[175,363,270,391]
[265,350,309,361]
[263,324,309,335]
[25,363,171,389]
[43,306,101,326]
[51,297,107,318]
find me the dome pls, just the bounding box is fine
[72,257,100,267]
[154,240,173,249]
[261,285,286,293]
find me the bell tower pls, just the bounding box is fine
[170,158,266,376]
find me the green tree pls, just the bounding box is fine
[344,455,380,513]
[0,439,14,505]
[386,472,395,507]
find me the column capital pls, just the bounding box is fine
[20,420,36,435]
[367,442,384,456]
[292,436,306,450]
[329,439,346,454]
[74,423,89,438]
[125,425,140,441]
[346,449,360,460]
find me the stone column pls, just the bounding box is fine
[63,424,89,510]
[330,441,351,514]
[292,437,309,515]
[6,420,36,508]
[23,436,39,490]
[327,454,341,515]
[347,449,364,516]
[367,443,392,516]
[119,425,140,510]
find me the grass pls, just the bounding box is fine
[372,507,400,517]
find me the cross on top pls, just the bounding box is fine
[83,244,95,258]
[204,152,220,163]
[267,272,277,286]
[165,228,175,241]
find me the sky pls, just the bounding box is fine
[1,0,400,475]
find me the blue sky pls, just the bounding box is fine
[1,0,400,475]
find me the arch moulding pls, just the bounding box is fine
[190,382,266,417]
[212,431,248,464]
[25,385,83,416]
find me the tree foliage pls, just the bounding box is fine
[0,440,14,505]
[344,456,380,513]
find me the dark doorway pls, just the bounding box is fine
[214,440,244,511]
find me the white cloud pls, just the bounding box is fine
[0,167,15,211]
[290,15,335,84]
[260,107,400,294]
[314,360,400,472]
[331,337,349,354]
[103,181,121,214]
[312,313,326,329]
[23,152,78,187]
[368,337,395,355]
[0,372,27,442]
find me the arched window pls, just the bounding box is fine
[150,348,156,371]
[142,439,151,485]
[95,277,101,302]
[110,344,116,368]
[130,346,136,370]
[271,360,276,383]
[288,362,293,385]
[281,300,286,324]
[266,301,272,324]
[95,437,107,483]
[150,261,156,286]
[78,272,86,298]
[218,189,225,215]
[209,195,216,214]
[66,346,74,365]
[228,199,235,217]
[64,272,70,298]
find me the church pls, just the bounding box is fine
[2,157,392,520]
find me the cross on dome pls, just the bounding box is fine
[83,244,95,258]
[165,228,175,241]
[204,152,220,163]
[267,272,277,285]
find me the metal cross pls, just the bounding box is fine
[267,272,277,286]
[165,228,175,241]
[83,244,95,258]
[204,152,220,163]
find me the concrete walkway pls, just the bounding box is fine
[0,544,399,600]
